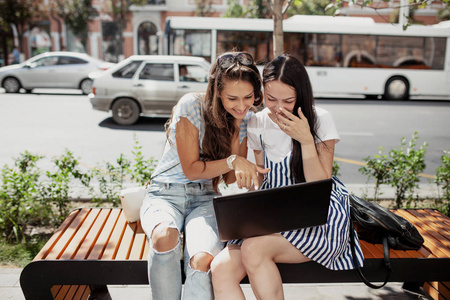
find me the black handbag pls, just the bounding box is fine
[349,194,424,289]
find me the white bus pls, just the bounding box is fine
[164,15,450,100]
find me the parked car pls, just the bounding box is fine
[0,52,114,94]
[89,55,211,125]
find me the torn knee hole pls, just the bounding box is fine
[151,224,179,252]
[190,252,214,272]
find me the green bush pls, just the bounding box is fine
[0,152,44,242]
[435,150,450,216]
[359,146,390,201]
[332,160,341,177]
[90,153,131,207]
[388,132,427,208]
[90,134,156,206]
[41,149,91,225]
[0,135,157,243]
[359,132,427,208]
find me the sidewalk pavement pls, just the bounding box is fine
[0,266,428,300]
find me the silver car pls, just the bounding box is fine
[0,52,114,94]
[89,55,211,125]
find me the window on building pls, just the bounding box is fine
[138,22,158,55]
[102,22,123,63]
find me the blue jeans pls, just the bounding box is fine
[140,181,224,300]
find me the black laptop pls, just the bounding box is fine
[213,178,332,241]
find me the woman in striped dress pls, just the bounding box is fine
[211,54,364,300]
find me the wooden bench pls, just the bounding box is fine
[20,207,450,300]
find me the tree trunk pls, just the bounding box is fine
[272,0,283,58]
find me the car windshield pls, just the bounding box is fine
[112,60,143,78]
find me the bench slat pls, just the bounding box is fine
[402,209,450,247]
[425,209,450,227]
[54,285,70,300]
[34,210,80,261]
[88,209,121,260]
[413,210,450,243]
[130,229,146,260]
[60,209,101,260]
[396,210,450,258]
[46,209,91,260]
[73,285,90,300]
[102,210,127,260]
[116,222,137,260]
[73,209,111,260]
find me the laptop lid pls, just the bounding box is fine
[213,178,332,242]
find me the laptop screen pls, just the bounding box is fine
[213,178,332,241]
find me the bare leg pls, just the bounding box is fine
[241,234,310,300]
[211,244,247,300]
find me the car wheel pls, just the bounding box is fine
[80,78,93,95]
[3,77,21,93]
[384,76,409,100]
[112,98,140,125]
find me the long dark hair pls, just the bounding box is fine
[263,54,319,183]
[202,52,263,191]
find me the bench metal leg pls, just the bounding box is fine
[402,282,432,299]
[88,285,112,300]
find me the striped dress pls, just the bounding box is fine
[231,107,364,270]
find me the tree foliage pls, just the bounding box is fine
[102,0,147,60]
[195,0,215,17]
[53,0,99,48]
[223,0,271,18]
[332,0,450,23]
[0,0,44,52]
[288,0,334,16]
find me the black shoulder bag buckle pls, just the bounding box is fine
[348,194,424,289]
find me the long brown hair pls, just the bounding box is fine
[203,52,263,190]
[263,54,319,183]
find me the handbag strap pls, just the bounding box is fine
[349,221,392,289]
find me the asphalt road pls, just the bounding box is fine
[0,90,449,185]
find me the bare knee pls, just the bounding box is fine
[211,252,231,279]
[190,252,214,272]
[211,247,245,283]
[241,238,267,270]
[151,224,179,252]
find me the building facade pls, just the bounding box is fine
[7,0,448,63]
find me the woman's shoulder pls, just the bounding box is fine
[249,108,270,128]
[314,106,335,124]
[314,106,340,143]
[174,92,205,116]
[178,92,204,108]
[314,106,331,117]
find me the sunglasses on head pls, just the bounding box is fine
[217,52,254,69]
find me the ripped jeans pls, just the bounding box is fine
[140,181,224,300]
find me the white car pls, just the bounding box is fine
[89,55,211,125]
[0,52,114,94]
